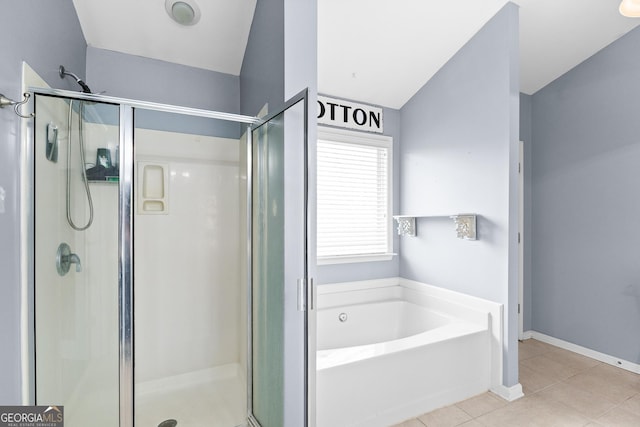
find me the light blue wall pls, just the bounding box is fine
[530,27,640,363]
[315,101,401,285]
[240,0,284,116]
[399,3,520,386]
[86,47,242,138]
[0,0,87,403]
[239,0,317,115]
[520,93,533,331]
[86,47,240,112]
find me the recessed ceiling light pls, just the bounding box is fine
[165,0,201,26]
[620,0,640,17]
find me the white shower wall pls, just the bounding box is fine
[134,128,245,388]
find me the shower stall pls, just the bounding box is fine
[29,87,309,427]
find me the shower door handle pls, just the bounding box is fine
[297,278,315,311]
[297,278,307,312]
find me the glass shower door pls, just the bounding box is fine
[132,109,248,427]
[33,94,120,427]
[250,92,309,427]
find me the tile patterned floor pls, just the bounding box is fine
[392,339,640,427]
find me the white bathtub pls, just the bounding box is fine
[316,277,503,427]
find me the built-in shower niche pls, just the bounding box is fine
[133,126,247,427]
[137,162,169,214]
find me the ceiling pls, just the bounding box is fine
[72,0,639,110]
[72,0,257,75]
[319,0,640,108]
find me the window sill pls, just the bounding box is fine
[317,253,396,266]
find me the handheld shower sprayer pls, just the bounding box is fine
[58,65,95,231]
[59,65,92,94]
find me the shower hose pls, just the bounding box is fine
[66,99,94,231]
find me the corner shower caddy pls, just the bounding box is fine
[392,214,478,240]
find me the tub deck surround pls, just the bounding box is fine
[316,277,505,427]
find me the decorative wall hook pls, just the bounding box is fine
[0,92,34,118]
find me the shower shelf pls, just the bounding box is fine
[86,165,119,183]
[88,177,119,183]
[392,214,478,240]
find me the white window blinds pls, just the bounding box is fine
[317,128,392,263]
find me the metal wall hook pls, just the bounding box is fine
[0,92,34,118]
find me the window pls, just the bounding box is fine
[317,127,393,264]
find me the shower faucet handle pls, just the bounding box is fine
[56,242,82,276]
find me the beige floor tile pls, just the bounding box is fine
[620,393,640,416]
[564,364,640,403]
[475,394,591,427]
[536,381,618,419]
[475,395,540,419]
[588,363,635,382]
[414,341,638,427]
[544,347,601,373]
[455,392,507,418]
[520,354,583,381]
[595,406,640,427]
[518,339,557,361]
[519,364,558,393]
[417,405,472,427]
[594,364,640,390]
[391,418,426,427]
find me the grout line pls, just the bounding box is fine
[455,404,474,419]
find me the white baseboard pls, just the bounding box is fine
[491,383,524,402]
[520,330,533,340]
[524,331,640,375]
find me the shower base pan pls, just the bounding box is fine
[135,364,246,427]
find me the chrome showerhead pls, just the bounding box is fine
[59,65,92,94]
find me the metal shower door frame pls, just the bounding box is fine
[246,88,310,427]
[29,87,261,427]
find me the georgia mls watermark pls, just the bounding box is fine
[0,406,63,427]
